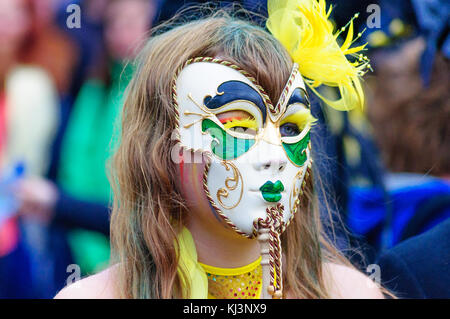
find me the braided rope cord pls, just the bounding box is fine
[253,204,285,298]
[275,64,299,114]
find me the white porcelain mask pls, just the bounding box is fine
[173,58,314,237]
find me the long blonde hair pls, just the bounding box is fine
[110,9,362,299]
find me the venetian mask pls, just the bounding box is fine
[173,57,315,237]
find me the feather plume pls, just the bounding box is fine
[267,0,370,110]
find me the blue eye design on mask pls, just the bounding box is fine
[287,88,310,108]
[203,80,267,124]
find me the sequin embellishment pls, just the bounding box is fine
[199,257,262,299]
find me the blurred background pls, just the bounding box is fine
[0,0,448,298]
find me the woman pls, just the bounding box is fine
[0,0,59,178]
[56,0,385,299]
[14,0,156,278]
[0,0,59,298]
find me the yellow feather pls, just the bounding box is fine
[267,0,370,110]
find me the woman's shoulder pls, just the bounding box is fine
[323,263,384,299]
[54,262,384,299]
[54,265,118,299]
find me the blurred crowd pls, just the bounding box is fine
[0,0,448,298]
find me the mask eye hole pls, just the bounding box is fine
[280,108,316,139]
[280,123,300,137]
[217,110,258,136]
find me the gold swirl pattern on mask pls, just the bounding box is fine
[216,160,244,210]
[202,155,250,238]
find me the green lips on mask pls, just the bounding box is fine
[259,180,284,202]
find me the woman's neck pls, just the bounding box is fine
[185,216,261,269]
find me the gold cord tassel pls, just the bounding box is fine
[254,204,286,299]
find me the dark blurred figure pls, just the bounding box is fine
[0,0,61,298]
[49,0,109,184]
[52,0,155,276]
[361,37,449,247]
[154,0,267,26]
[5,0,155,298]
[377,218,450,298]
[0,0,63,175]
[346,0,450,255]
[21,0,79,95]
[55,0,108,100]
[349,38,450,250]
[368,39,449,179]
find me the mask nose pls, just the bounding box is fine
[252,142,287,173]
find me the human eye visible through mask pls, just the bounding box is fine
[217,110,258,137]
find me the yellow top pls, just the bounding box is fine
[199,257,263,299]
[177,227,264,299]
